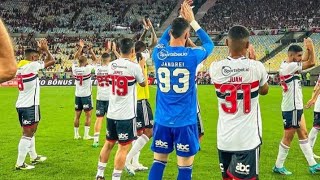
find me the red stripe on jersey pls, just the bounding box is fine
[280,75,293,81]
[19,73,36,78]
[214,80,259,90]
[110,75,135,81]
[75,73,91,78]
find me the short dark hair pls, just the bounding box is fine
[25,48,39,56]
[288,45,303,53]
[171,18,190,39]
[135,41,147,53]
[101,53,110,59]
[119,38,134,54]
[228,25,250,40]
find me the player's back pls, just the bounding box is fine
[16,61,44,108]
[107,58,143,120]
[72,63,93,97]
[210,57,268,151]
[153,46,203,127]
[95,64,110,101]
[279,61,303,111]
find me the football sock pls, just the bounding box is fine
[74,127,79,137]
[275,141,290,168]
[126,134,149,164]
[17,136,32,166]
[94,133,100,143]
[177,165,193,180]
[112,169,122,180]
[309,127,319,149]
[84,126,90,137]
[96,162,107,177]
[132,151,141,165]
[148,160,167,180]
[299,139,317,166]
[29,136,38,159]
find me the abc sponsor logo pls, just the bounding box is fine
[155,140,168,149]
[22,120,32,125]
[235,163,250,175]
[136,122,142,128]
[219,163,224,172]
[118,133,129,140]
[176,143,190,152]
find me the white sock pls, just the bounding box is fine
[275,142,290,168]
[299,139,317,166]
[132,151,141,165]
[96,161,107,177]
[309,127,319,149]
[84,126,90,137]
[94,133,100,143]
[74,127,79,136]
[16,136,32,166]
[29,136,37,159]
[112,169,122,180]
[126,134,149,164]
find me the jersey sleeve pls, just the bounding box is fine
[31,61,45,72]
[285,62,303,74]
[190,28,215,65]
[134,64,145,84]
[256,61,269,86]
[209,61,217,84]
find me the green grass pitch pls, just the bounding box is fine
[0,85,320,180]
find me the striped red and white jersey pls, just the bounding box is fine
[72,62,94,97]
[279,61,303,111]
[95,64,110,101]
[16,61,45,108]
[107,58,145,120]
[209,56,268,151]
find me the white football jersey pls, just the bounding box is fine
[314,74,320,112]
[95,64,110,101]
[72,62,94,97]
[209,57,268,151]
[196,63,204,113]
[279,61,303,111]
[107,58,145,120]
[16,61,45,108]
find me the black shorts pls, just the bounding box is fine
[16,105,41,127]
[136,99,154,131]
[218,147,260,180]
[314,112,320,128]
[106,118,137,145]
[75,96,93,111]
[96,100,109,117]
[282,109,303,129]
[197,112,204,137]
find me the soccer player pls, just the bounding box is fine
[72,39,97,140]
[95,38,146,180]
[306,74,320,157]
[15,39,55,170]
[148,2,214,180]
[0,19,17,83]
[92,52,112,147]
[273,38,320,175]
[125,18,158,174]
[210,25,269,180]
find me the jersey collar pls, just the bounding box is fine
[227,56,246,61]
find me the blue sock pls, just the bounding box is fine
[148,160,167,180]
[177,165,193,180]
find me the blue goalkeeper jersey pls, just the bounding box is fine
[152,26,214,127]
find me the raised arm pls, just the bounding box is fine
[112,42,120,59]
[88,43,98,63]
[302,38,316,70]
[146,19,158,50]
[139,20,148,42]
[0,19,17,83]
[38,39,55,68]
[74,39,84,60]
[181,1,214,60]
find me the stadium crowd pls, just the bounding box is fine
[201,0,320,32]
